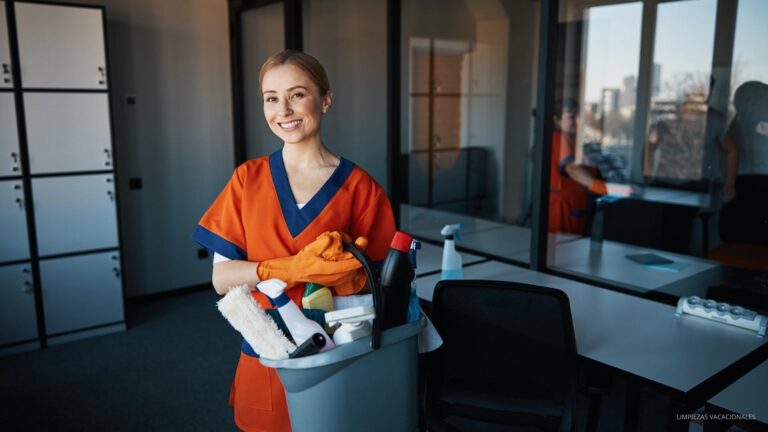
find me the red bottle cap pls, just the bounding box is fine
[390,231,413,253]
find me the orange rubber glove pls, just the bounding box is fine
[589,179,608,195]
[257,231,370,295]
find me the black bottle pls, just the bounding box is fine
[379,231,415,329]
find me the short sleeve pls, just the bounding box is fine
[350,184,396,264]
[557,135,575,177]
[191,168,248,260]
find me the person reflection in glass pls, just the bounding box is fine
[718,81,768,244]
[549,98,607,235]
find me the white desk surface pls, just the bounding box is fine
[416,261,766,394]
[631,186,711,209]
[415,241,485,276]
[548,238,722,297]
[710,360,768,422]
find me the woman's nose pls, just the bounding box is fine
[279,99,293,116]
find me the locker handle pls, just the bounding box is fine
[107,190,115,201]
[13,184,22,190]
[98,66,106,85]
[15,197,23,208]
[21,268,30,273]
[2,63,9,73]
[23,281,33,293]
[112,267,121,278]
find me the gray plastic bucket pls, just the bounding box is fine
[260,317,425,432]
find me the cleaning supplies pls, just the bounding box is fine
[325,306,376,345]
[407,239,421,322]
[216,285,296,359]
[302,282,334,312]
[289,333,328,358]
[257,278,335,352]
[380,231,415,329]
[440,224,463,280]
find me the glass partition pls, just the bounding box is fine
[546,0,767,312]
[399,0,540,265]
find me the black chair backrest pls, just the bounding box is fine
[427,279,578,428]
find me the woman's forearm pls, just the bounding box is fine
[212,260,261,295]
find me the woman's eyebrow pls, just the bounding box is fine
[263,86,308,94]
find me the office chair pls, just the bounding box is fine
[423,280,578,432]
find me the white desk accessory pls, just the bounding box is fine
[676,296,767,337]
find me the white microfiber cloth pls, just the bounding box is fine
[217,285,296,360]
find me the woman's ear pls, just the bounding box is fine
[322,91,333,114]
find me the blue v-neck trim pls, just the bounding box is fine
[270,150,355,238]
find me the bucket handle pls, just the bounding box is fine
[343,242,383,350]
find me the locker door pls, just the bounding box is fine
[0,263,37,346]
[32,174,118,256]
[0,93,21,176]
[25,93,111,174]
[0,180,29,262]
[0,2,12,89]
[40,251,123,335]
[15,3,106,89]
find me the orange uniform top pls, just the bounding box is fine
[192,150,396,431]
[549,131,595,235]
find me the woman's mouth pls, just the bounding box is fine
[278,120,302,131]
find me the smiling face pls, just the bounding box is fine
[261,64,332,146]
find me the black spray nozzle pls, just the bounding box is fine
[289,333,327,358]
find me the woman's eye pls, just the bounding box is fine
[291,92,304,100]
[265,97,277,103]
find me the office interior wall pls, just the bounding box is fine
[501,0,539,224]
[242,3,283,160]
[42,0,233,297]
[303,0,388,188]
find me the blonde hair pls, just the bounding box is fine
[259,50,331,96]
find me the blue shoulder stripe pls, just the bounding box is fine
[270,150,355,238]
[191,225,247,260]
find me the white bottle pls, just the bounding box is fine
[440,224,463,280]
[257,279,335,351]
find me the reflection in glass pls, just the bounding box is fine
[578,2,642,183]
[645,0,717,182]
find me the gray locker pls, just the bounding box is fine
[0,262,37,346]
[0,180,29,262]
[40,251,122,335]
[0,1,11,89]
[32,174,118,256]
[25,93,112,174]
[0,93,20,176]
[14,3,106,89]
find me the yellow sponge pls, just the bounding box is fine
[302,286,334,312]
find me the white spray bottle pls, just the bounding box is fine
[440,224,463,280]
[257,279,335,352]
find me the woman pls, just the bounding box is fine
[192,50,396,431]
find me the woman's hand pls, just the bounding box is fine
[257,231,370,294]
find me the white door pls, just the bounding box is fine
[0,180,29,262]
[0,2,12,89]
[15,3,106,89]
[24,93,112,174]
[0,262,37,346]
[0,93,20,175]
[40,251,123,335]
[32,174,118,256]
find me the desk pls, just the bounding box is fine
[631,186,711,209]
[548,238,722,298]
[709,360,768,425]
[400,203,507,242]
[416,261,767,427]
[414,241,485,276]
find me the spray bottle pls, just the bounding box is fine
[257,278,335,352]
[407,239,421,322]
[440,224,463,280]
[379,231,415,329]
